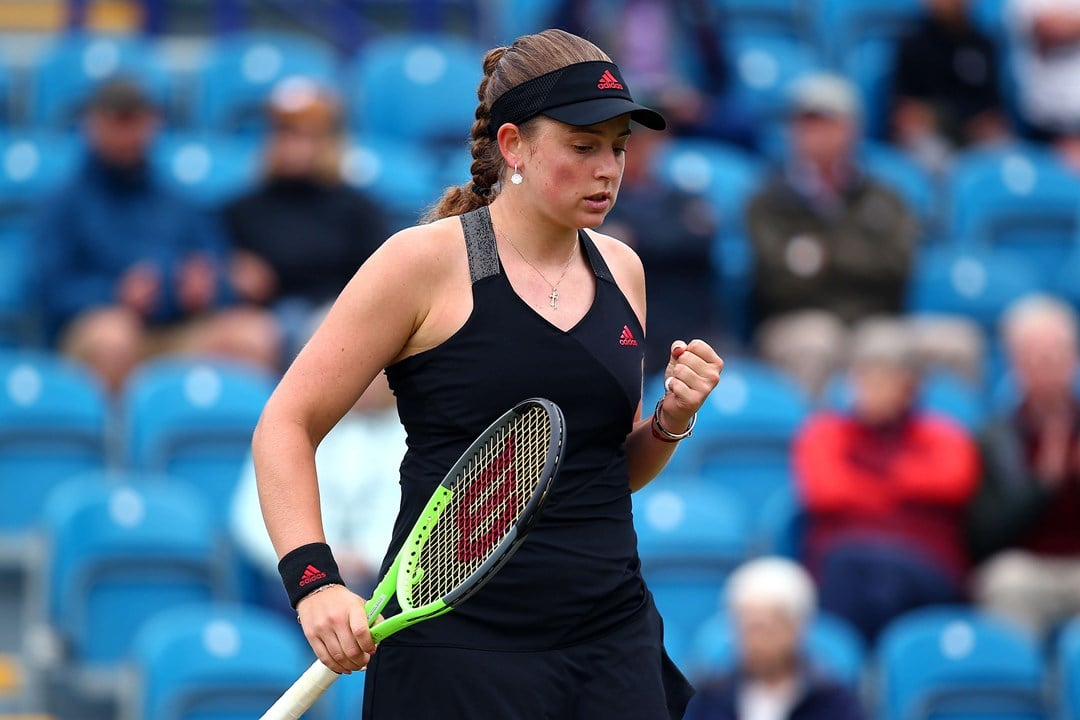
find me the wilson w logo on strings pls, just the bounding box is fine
[455,435,520,563]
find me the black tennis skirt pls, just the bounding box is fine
[361,597,694,719]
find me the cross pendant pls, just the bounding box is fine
[549,287,559,310]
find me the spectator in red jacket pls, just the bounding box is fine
[793,318,980,642]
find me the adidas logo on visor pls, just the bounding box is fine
[597,70,624,90]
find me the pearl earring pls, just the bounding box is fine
[510,164,523,185]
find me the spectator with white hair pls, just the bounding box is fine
[793,318,980,642]
[969,293,1080,638]
[685,557,865,720]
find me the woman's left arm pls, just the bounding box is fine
[626,339,723,491]
[588,231,723,492]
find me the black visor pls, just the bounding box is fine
[488,60,666,137]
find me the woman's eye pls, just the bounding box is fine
[614,146,628,155]
[573,145,593,153]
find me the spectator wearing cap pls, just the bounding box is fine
[34,78,280,393]
[223,76,390,361]
[685,557,865,720]
[746,74,918,397]
[793,319,980,642]
[969,294,1080,638]
[747,73,983,396]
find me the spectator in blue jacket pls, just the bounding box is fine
[35,78,279,393]
[685,558,865,720]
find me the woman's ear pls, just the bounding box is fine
[496,122,524,170]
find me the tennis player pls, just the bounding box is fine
[253,28,724,719]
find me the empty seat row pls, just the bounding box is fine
[0,31,483,144]
[0,351,274,540]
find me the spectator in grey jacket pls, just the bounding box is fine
[748,73,981,395]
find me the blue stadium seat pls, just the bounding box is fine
[194,31,339,135]
[40,477,227,671]
[150,132,259,206]
[862,141,939,236]
[674,358,811,477]
[651,138,764,326]
[652,139,764,238]
[687,611,865,686]
[491,0,561,43]
[1052,248,1080,315]
[121,358,275,528]
[327,671,367,720]
[0,226,35,346]
[633,479,752,664]
[753,483,804,559]
[822,369,986,431]
[0,131,80,231]
[713,0,807,38]
[877,607,1047,720]
[346,34,483,146]
[436,142,473,194]
[129,603,310,720]
[813,0,924,137]
[906,245,1043,334]
[723,34,823,127]
[946,145,1080,278]
[341,134,441,230]
[1059,617,1080,720]
[0,351,107,538]
[0,59,12,127]
[28,33,171,130]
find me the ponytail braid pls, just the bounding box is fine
[424,47,508,221]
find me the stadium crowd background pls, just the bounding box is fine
[1,0,1080,718]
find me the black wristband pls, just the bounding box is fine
[278,542,345,609]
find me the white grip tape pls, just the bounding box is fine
[260,660,339,720]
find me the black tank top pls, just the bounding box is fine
[382,206,648,650]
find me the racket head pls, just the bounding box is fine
[397,397,565,611]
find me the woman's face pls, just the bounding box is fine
[519,115,631,229]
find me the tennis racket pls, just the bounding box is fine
[259,397,565,720]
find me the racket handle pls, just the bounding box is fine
[260,660,338,720]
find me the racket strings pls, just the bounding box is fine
[409,406,551,607]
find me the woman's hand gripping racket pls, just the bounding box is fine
[260,398,565,720]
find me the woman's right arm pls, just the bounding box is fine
[251,221,463,673]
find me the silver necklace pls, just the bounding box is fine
[503,234,577,310]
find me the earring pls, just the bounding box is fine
[510,164,523,185]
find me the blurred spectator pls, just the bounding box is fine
[686,557,865,720]
[891,0,1010,173]
[747,74,919,396]
[34,78,279,394]
[1011,0,1080,168]
[969,294,1080,638]
[793,319,979,642]
[223,77,390,361]
[231,369,404,616]
[600,125,723,375]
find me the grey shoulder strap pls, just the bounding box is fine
[460,205,500,283]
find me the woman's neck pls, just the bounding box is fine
[488,195,580,263]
